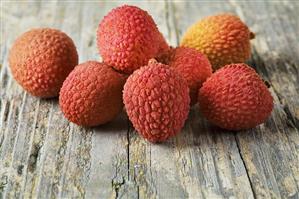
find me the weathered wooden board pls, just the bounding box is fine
[0,1,298,198]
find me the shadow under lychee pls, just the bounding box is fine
[92,110,129,134]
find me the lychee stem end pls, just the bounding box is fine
[250,31,255,39]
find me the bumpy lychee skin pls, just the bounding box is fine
[198,63,273,130]
[181,14,254,70]
[9,28,78,98]
[165,47,212,105]
[59,61,126,127]
[123,60,190,142]
[97,5,169,74]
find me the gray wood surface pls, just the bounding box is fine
[0,1,298,198]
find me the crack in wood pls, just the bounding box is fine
[164,0,173,45]
[0,47,9,90]
[27,144,41,173]
[250,46,299,131]
[111,176,125,199]
[0,175,8,198]
[126,119,131,181]
[282,105,299,130]
[271,85,299,131]
[111,155,126,198]
[168,1,180,46]
[234,135,257,199]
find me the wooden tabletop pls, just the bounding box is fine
[1,1,298,198]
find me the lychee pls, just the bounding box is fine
[158,47,212,105]
[181,14,254,70]
[97,5,169,74]
[59,61,126,127]
[9,28,78,98]
[123,60,190,142]
[198,63,273,130]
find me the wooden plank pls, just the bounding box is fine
[0,1,130,198]
[0,1,298,198]
[171,0,299,198]
[1,2,44,198]
[79,2,130,198]
[122,2,192,198]
[229,1,299,198]
[163,1,255,198]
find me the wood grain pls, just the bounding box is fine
[0,1,298,198]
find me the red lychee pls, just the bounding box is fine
[123,60,190,142]
[158,47,212,105]
[59,61,126,126]
[9,28,78,98]
[198,63,273,130]
[97,5,169,74]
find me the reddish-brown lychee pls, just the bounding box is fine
[9,28,78,98]
[158,47,212,105]
[123,60,190,142]
[59,61,126,126]
[97,5,169,74]
[198,63,273,130]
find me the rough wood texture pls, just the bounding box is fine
[0,1,298,198]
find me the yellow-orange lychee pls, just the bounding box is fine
[181,14,254,70]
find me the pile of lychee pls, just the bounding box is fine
[8,5,273,143]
